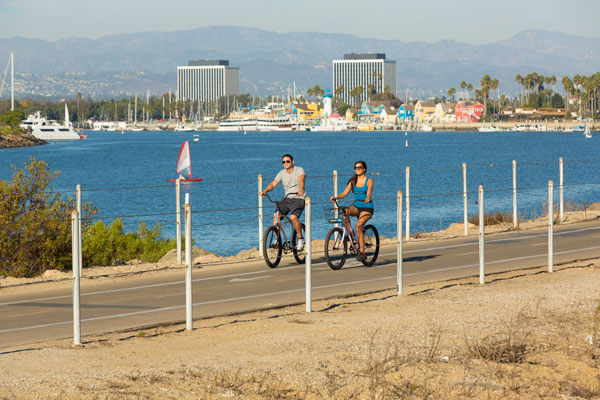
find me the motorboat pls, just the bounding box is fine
[309,118,349,132]
[24,106,84,140]
[174,123,195,132]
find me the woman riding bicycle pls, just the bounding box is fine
[330,161,373,261]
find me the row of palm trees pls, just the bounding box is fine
[561,73,600,118]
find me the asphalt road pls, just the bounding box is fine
[2,219,600,349]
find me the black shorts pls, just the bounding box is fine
[277,198,305,218]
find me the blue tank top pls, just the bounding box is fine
[353,176,373,209]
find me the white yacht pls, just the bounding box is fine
[309,118,349,132]
[21,109,82,140]
[257,116,295,131]
[217,118,258,132]
[174,123,195,132]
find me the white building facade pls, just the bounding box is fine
[177,60,240,102]
[333,53,396,106]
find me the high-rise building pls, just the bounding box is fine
[176,60,240,102]
[333,53,396,106]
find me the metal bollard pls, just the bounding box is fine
[548,180,554,273]
[405,166,410,241]
[305,197,312,313]
[333,170,338,228]
[512,160,517,229]
[559,157,564,222]
[76,184,82,276]
[462,163,467,236]
[71,211,81,345]
[184,203,193,330]
[479,185,485,285]
[397,190,403,295]
[176,178,182,265]
[258,174,263,257]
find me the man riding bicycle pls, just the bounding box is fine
[260,154,306,251]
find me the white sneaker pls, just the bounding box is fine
[296,238,305,251]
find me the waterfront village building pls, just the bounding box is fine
[176,60,240,102]
[333,53,396,107]
[345,108,358,122]
[433,103,456,123]
[455,101,484,122]
[398,104,414,121]
[380,106,399,125]
[414,100,436,123]
[292,103,322,120]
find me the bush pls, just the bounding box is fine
[0,109,25,128]
[468,210,514,226]
[0,157,96,277]
[82,219,176,267]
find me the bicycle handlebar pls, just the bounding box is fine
[264,192,298,204]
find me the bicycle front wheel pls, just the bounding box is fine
[324,227,347,270]
[263,226,282,268]
[292,223,306,264]
[362,225,380,266]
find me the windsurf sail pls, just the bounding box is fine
[169,141,202,182]
[176,141,192,178]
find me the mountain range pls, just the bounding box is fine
[0,26,598,99]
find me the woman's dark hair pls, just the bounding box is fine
[347,161,367,188]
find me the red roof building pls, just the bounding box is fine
[455,101,484,123]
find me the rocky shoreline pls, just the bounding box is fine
[0,133,46,148]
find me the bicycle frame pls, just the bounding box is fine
[331,200,361,254]
[265,193,300,252]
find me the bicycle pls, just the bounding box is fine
[324,199,380,270]
[262,193,306,268]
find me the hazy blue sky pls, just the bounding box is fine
[1,0,598,43]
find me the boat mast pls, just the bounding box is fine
[11,52,14,111]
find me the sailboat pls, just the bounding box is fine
[168,141,203,182]
[584,121,592,138]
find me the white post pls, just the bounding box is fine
[305,197,312,313]
[462,163,468,235]
[176,178,182,265]
[333,170,339,228]
[548,180,554,273]
[512,160,517,229]
[71,211,81,345]
[397,190,403,295]
[76,184,83,276]
[184,204,193,330]
[559,157,564,222]
[405,166,410,241]
[479,185,485,285]
[258,174,263,257]
[184,193,190,266]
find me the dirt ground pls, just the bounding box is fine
[2,210,600,399]
[1,262,600,399]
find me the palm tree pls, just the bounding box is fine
[515,74,523,106]
[467,83,473,100]
[350,86,363,107]
[490,78,499,114]
[367,83,376,101]
[448,87,456,102]
[480,75,492,119]
[562,75,573,115]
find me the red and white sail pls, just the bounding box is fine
[176,141,192,178]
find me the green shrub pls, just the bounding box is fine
[0,109,25,128]
[0,157,96,277]
[82,219,176,267]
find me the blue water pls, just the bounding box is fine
[2,130,600,256]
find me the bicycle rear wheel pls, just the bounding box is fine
[292,223,306,264]
[324,227,347,270]
[263,226,282,268]
[361,225,380,266]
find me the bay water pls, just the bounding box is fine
[1,130,599,256]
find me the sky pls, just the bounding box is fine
[0,0,599,44]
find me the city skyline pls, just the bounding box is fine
[1,0,599,45]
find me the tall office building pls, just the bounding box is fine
[333,53,396,106]
[176,60,240,102]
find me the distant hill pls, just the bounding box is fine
[0,27,598,99]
